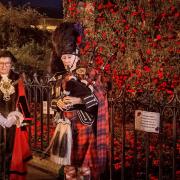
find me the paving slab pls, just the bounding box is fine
[26,155,60,180]
[27,165,58,180]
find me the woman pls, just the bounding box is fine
[47,22,109,180]
[0,50,32,180]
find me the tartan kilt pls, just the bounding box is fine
[64,111,97,168]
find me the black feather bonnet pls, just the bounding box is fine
[52,22,83,58]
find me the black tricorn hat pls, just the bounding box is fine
[0,50,17,63]
[52,22,82,58]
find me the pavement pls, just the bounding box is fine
[27,165,58,180]
[26,155,61,180]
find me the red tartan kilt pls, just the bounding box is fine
[68,114,97,168]
[63,111,98,168]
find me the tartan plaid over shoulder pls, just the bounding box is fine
[93,81,110,173]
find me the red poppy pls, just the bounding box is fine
[158,70,163,79]
[123,6,129,12]
[77,35,82,45]
[131,11,139,16]
[97,3,104,10]
[146,49,152,55]
[156,34,162,40]
[144,66,151,72]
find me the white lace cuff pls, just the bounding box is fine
[0,113,6,128]
[7,111,24,127]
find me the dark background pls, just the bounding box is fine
[0,0,63,18]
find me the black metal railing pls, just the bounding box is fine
[24,73,179,180]
[108,90,180,180]
[24,73,54,153]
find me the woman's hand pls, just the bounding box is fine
[57,96,82,111]
[57,99,68,111]
[63,96,82,105]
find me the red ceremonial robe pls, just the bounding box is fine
[9,78,32,180]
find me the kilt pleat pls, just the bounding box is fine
[71,116,97,168]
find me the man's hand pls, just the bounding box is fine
[4,116,17,128]
[5,111,24,128]
[0,114,6,128]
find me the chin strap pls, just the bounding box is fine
[67,53,79,72]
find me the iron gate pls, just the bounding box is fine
[24,73,180,180]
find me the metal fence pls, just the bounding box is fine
[25,73,180,180]
[108,90,180,180]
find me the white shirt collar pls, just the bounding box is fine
[1,74,8,80]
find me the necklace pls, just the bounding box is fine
[0,77,15,101]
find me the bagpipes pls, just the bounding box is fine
[49,69,98,126]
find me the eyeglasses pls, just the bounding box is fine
[0,62,11,67]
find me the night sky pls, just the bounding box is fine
[0,0,63,18]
